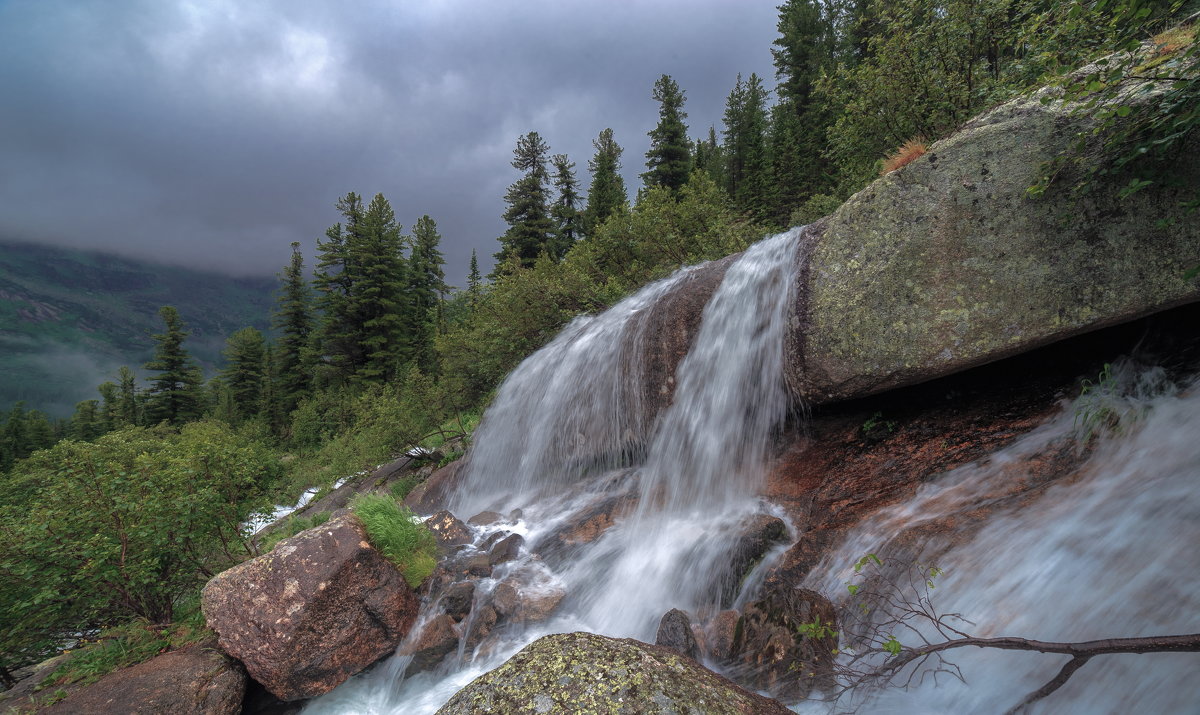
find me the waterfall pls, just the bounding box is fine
[798,363,1200,714]
[305,228,804,714]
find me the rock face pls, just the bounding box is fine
[42,643,245,715]
[201,513,420,701]
[788,86,1200,404]
[435,632,792,715]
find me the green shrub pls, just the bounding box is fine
[350,494,437,588]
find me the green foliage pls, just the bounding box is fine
[221,326,267,424]
[144,306,205,426]
[796,614,839,640]
[1074,363,1124,440]
[583,128,628,237]
[496,131,555,271]
[642,75,692,193]
[273,241,313,416]
[722,73,773,221]
[259,511,331,553]
[350,494,437,588]
[407,215,449,375]
[0,422,278,671]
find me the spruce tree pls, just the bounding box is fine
[550,154,582,258]
[693,126,727,190]
[144,306,204,426]
[642,75,691,193]
[407,215,448,374]
[314,193,365,384]
[583,128,627,237]
[116,366,140,427]
[495,131,554,271]
[467,249,482,310]
[722,73,772,221]
[274,241,312,414]
[221,327,267,423]
[69,400,103,441]
[352,193,408,384]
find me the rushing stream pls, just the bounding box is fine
[305,226,1198,714]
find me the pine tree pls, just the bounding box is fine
[351,193,408,384]
[116,366,140,427]
[274,241,312,414]
[314,193,365,384]
[69,400,103,441]
[550,154,582,258]
[221,326,267,423]
[407,215,448,374]
[722,73,771,220]
[144,306,204,426]
[583,128,628,237]
[467,249,483,311]
[642,75,691,193]
[693,126,727,190]
[496,132,554,271]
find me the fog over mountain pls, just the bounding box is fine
[0,0,779,286]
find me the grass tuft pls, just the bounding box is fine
[881,137,929,175]
[350,494,437,588]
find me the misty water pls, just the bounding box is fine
[306,228,1198,714]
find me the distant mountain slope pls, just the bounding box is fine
[0,240,277,416]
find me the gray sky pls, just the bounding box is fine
[0,0,781,287]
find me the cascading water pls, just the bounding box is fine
[306,228,804,714]
[798,363,1200,714]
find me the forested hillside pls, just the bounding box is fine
[0,241,275,414]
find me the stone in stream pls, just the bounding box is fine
[728,587,837,700]
[41,642,245,715]
[425,510,473,551]
[435,632,793,715]
[201,513,419,701]
[654,608,701,660]
[716,513,789,608]
[467,510,505,527]
[401,614,461,677]
[705,609,742,662]
[487,533,524,566]
[439,581,476,620]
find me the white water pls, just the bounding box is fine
[802,364,1200,714]
[306,229,804,714]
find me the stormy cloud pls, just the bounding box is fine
[0,0,780,285]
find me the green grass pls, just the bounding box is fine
[259,510,331,553]
[350,494,437,588]
[39,598,212,690]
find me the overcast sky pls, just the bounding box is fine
[0,0,781,286]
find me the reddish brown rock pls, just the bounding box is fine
[404,459,466,514]
[425,510,473,550]
[42,643,245,715]
[716,514,788,608]
[467,510,505,526]
[439,581,476,619]
[705,609,741,662]
[728,588,837,700]
[201,513,419,701]
[401,614,461,676]
[487,533,524,566]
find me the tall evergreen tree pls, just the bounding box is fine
[68,400,103,441]
[115,366,140,427]
[692,126,727,190]
[407,215,448,374]
[495,131,554,271]
[144,306,204,426]
[273,241,312,414]
[221,326,267,423]
[642,75,691,193]
[550,154,582,258]
[583,128,627,236]
[722,73,772,220]
[314,192,365,384]
[466,249,483,311]
[351,193,408,384]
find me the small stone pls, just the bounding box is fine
[655,608,700,660]
[439,581,476,619]
[467,510,505,527]
[488,533,524,566]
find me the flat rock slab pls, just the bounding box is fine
[202,513,419,701]
[43,643,245,715]
[436,631,792,714]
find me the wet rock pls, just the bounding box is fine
[401,614,461,677]
[487,533,524,566]
[467,510,505,527]
[424,510,472,552]
[404,459,466,515]
[42,643,245,715]
[705,609,741,662]
[655,608,700,660]
[717,514,789,608]
[439,581,476,619]
[534,489,638,565]
[201,513,420,701]
[479,530,508,552]
[461,553,493,578]
[728,588,837,700]
[436,632,792,715]
[490,574,565,625]
[461,604,499,652]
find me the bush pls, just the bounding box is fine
[350,494,437,589]
[0,422,279,672]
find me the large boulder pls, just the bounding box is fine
[42,643,245,715]
[435,632,792,715]
[788,83,1200,403]
[201,513,419,701]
